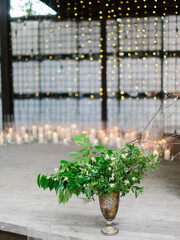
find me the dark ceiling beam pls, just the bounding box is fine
[40,0,57,12]
[39,0,179,20]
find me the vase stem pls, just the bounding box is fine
[99,192,120,236]
[106,220,112,226]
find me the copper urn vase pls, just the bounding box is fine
[99,192,120,236]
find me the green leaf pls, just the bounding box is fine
[74,156,84,161]
[135,190,138,198]
[60,160,69,164]
[68,152,80,156]
[78,142,90,147]
[146,150,150,158]
[95,145,105,150]
[76,149,87,153]
[73,135,83,142]
[81,133,87,138]
[37,174,41,187]
[84,138,89,144]
[58,189,64,204]
[40,175,46,188]
[107,150,113,155]
[84,187,92,199]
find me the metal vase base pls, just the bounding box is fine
[99,192,120,236]
[101,226,119,236]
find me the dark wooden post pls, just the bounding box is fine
[100,1,107,129]
[0,0,14,130]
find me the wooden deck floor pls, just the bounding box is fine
[0,143,180,240]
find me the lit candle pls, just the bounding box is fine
[71,124,77,137]
[7,134,12,144]
[89,128,96,143]
[44,124,50,139]
[61,128,65,139]
[20,126,26,136]
[130,131,136,141]
[109,133,115,146]
[38,127,44,135]
[16,135,22,145]
[113,126,119,138]
[116,137,122,148]
[38,133,44,144]
[29,134,34,142]
[44,124,50,132]
[124,132,130,143]
[47,130,52,141]
[66,128,71,142]
[8,127,13,136]
[161,139,167,150]
[153,150,159,162]
[164,149,171,161]
[63,138,68,145]
[32,125,37,139]
[24,133,29,143]
[57,125,62,137]
[53,132,59,144]
[93,139,98,146]
[98,130,105,140]
[102,136,109,145]
[0,137,4,146]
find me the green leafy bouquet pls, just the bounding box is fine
[37,133,160,204]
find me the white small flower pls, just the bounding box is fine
[110,162,115,166]
[83,184,86,187]
[110,183,115,188]
[54,167,59,173]
[110,176,114,181]
[86,171,89,175]
[124,180,129,185]
[105,154,109,160]
[111,157,116,160]
[54,178,57,181]
[86,163,91,168]
[110,173,115,181]
[46,175,50,179]
[91,157,96,162]
[121,154,127,159]
[108,167,111,171]
[64,177,68,181]
[125,168,129,172]
[132,177,137,181]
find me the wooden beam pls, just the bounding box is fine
[0,0,14,129]
[100,2,107,128]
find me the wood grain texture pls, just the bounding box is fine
[0,143,179,240]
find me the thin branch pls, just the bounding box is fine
[162,97,179,109]
[142,94,169,135]
[171,152,180,161]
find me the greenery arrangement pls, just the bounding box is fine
[37,133,160,204]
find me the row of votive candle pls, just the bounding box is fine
[0,125,172,161]
[0,125,137,146]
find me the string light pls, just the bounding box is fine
[6,0,179,134]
